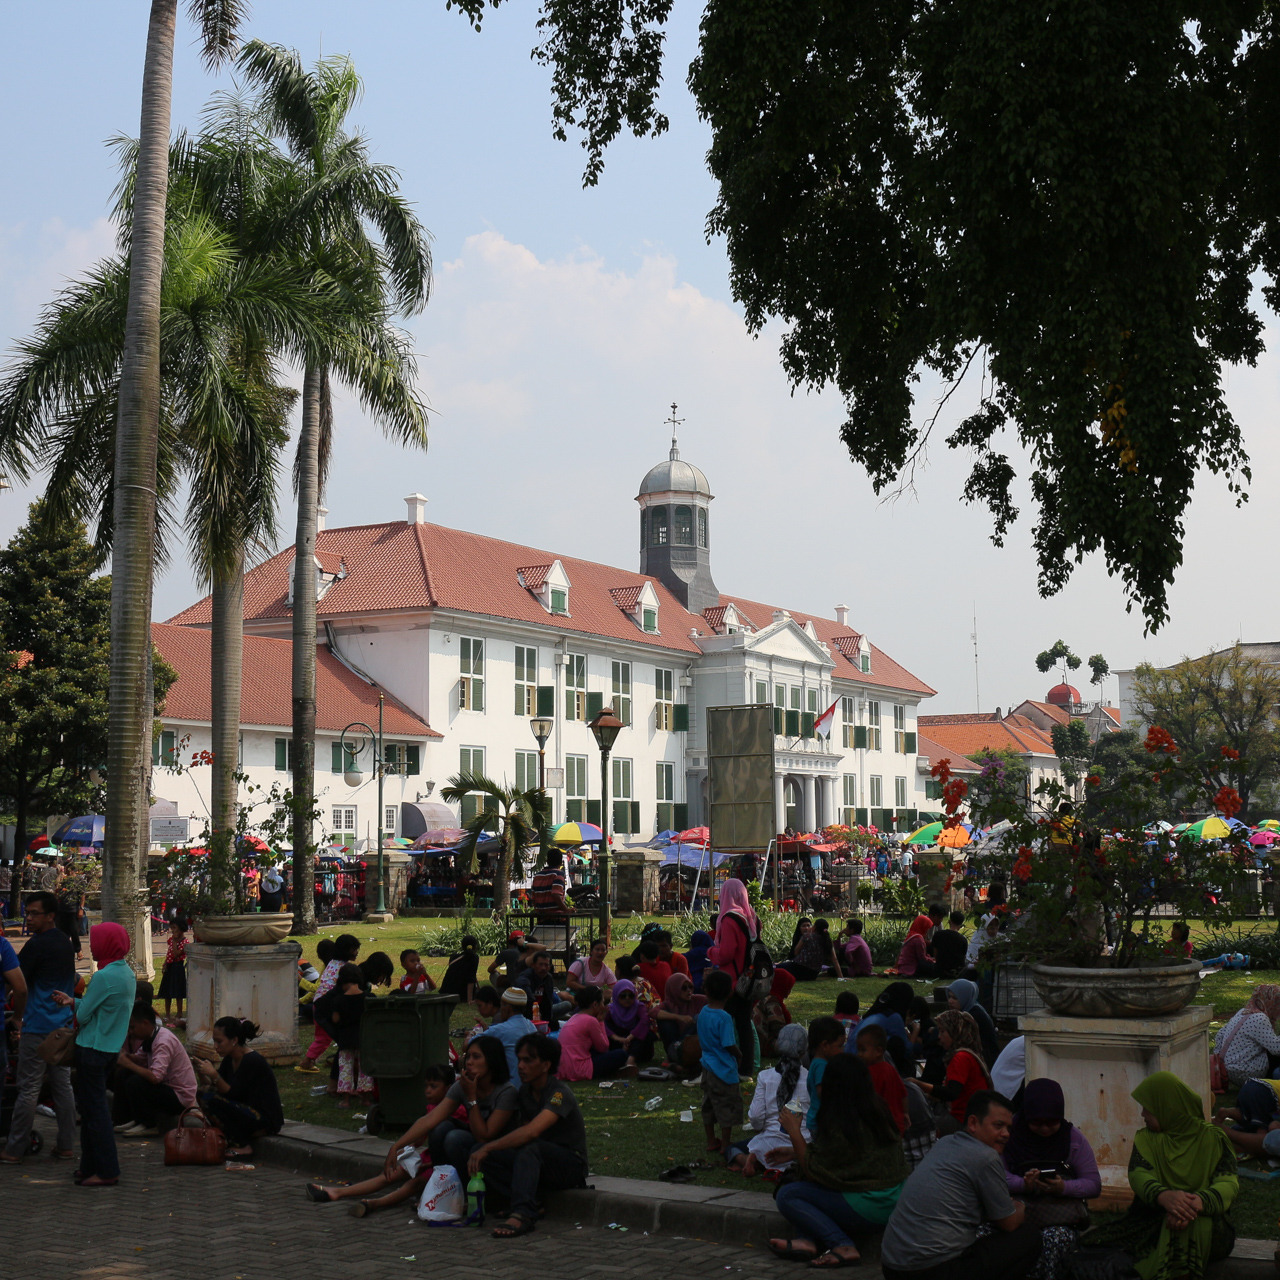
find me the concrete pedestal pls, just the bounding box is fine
[614,849,664,913]
[1020,1004,1213,1207]
[187,940,302,1065]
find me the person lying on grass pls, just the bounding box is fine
[303,1064,465,1215]
[466,1033,589,1240]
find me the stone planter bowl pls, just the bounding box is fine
[1030,960,1202,1018]
[192,913,294,946]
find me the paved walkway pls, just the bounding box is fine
[7,1118,801,1280]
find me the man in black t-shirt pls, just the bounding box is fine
[467,1032,588,1238]
[930,911,970,978]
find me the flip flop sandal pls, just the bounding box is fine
[491,1218,536,1239]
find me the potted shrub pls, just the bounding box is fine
[950,726,1251,1017]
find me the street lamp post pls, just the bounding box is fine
[588,705,623,944]
[341,691,392,920]
[529,716,553,791]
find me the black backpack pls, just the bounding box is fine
[726,912,774,1001]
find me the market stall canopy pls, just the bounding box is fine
[50,815,105,847]
[400,801,461,841]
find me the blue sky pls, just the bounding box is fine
[3,2,1279,717]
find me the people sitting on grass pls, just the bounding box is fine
[474,987,537,1080]
[194,1017,284,1163]
[557,985,635,1080]
[399,948,434,993]
[945,979,999,1067]
[770,1054,910,1267]
[1212,983,1280,1087]
[514,950,573,1029]
[699,969,743,1156]
[112,1002,197,1136]
[1090,1072,1238,1280]
[467,1033,589,1240]
[880,1090,1041,1280]
[840,918,873,977]
[605,979,656,1065]
[805,1017,849,1133]
[1216,1076,1280,1163]
[918,1011,991,1134]
[656,972,704,1072]
[305,1064,468,1215]
[730,1022,809,1176]
[566,937,615,998]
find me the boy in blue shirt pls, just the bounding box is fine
[697,970,742,1155]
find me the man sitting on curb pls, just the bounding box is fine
[475,987,537,1080]
[515,951,573,1029]
[467,1033,588,1239]
[880,1090,1041,1280]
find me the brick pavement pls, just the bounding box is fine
[6,1119,813,1280]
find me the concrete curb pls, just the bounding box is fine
[256,1121,1276,1276]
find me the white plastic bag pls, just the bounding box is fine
[416,1164,465,1223]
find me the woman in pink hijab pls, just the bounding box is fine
[708,877,760,1069]
[53,922,137,1185]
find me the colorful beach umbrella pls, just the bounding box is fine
[551,821,603,844]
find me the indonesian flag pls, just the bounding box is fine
[814,698,839,739]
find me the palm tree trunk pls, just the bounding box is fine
[105,0,177,971]
[291,361,321,933]
[210,553,244,911]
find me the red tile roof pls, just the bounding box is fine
[151,622,438,737]
[166,520,934,693]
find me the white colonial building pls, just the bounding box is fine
[153,439,941,848]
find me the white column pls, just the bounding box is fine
[773,773,785,834]
[802,775,816,832]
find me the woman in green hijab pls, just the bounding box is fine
[1091,1071,1238,1280]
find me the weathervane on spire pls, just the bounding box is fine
[666,402,684,461]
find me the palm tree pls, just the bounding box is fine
[105,0,247,967]
[440,773,552,913]
[238,42,432,933]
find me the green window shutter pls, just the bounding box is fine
[904,732,917,754]
[672,703,689,732]
[536,685,555,717]
[774,706,784,735]
[673,802,689,830]
[801,712,816,739]
[785,709,801,737]
[331,742,342,773]
[631,800,641,833]
[586,691,604,720]
[275,738,288,771]
[855,807,868,826]
[405,744,420,775]
[586,799,602,827]
[854,726,868,750]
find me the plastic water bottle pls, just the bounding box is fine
[466,1170,486,1221]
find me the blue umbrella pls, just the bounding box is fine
[50,814,105,847]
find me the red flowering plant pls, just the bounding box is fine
[963,727,1251,968]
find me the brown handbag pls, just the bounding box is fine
[163,1108,228,1166]
[36,1022,76,1068]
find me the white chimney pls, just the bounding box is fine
[404,493,427,525]
[316,504,328,531]
[835,604,849,628]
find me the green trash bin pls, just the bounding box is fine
[360,991,458,1133]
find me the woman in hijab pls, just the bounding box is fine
[604,979,655,1063]
[731,1022,810,1176]
[1091,1071,1238,1280]
[919,1009,990,1131]
[1212,983,1280,1087]
[1003,1079,1101,1225]
[754,968,797,1057]
[51,922,137,1186]
[655,972,705,1070]
[946,978,1000,1066]
[708,878,761,1068]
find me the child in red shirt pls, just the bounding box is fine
[855,1023,907,1133]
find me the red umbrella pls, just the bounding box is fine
[678,826,710,846]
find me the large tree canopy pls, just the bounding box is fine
[459,0,1280,629]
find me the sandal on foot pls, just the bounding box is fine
[809,1249,861,1268]
[491,1217,536,1239]
[769,1240,820,1262]
[304,1183,332,1203]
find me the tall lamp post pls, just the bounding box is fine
[529,716,553,791]
[341,691,393,920]
[588,705,623,943]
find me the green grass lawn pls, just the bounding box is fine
[267,915,1280,1236]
